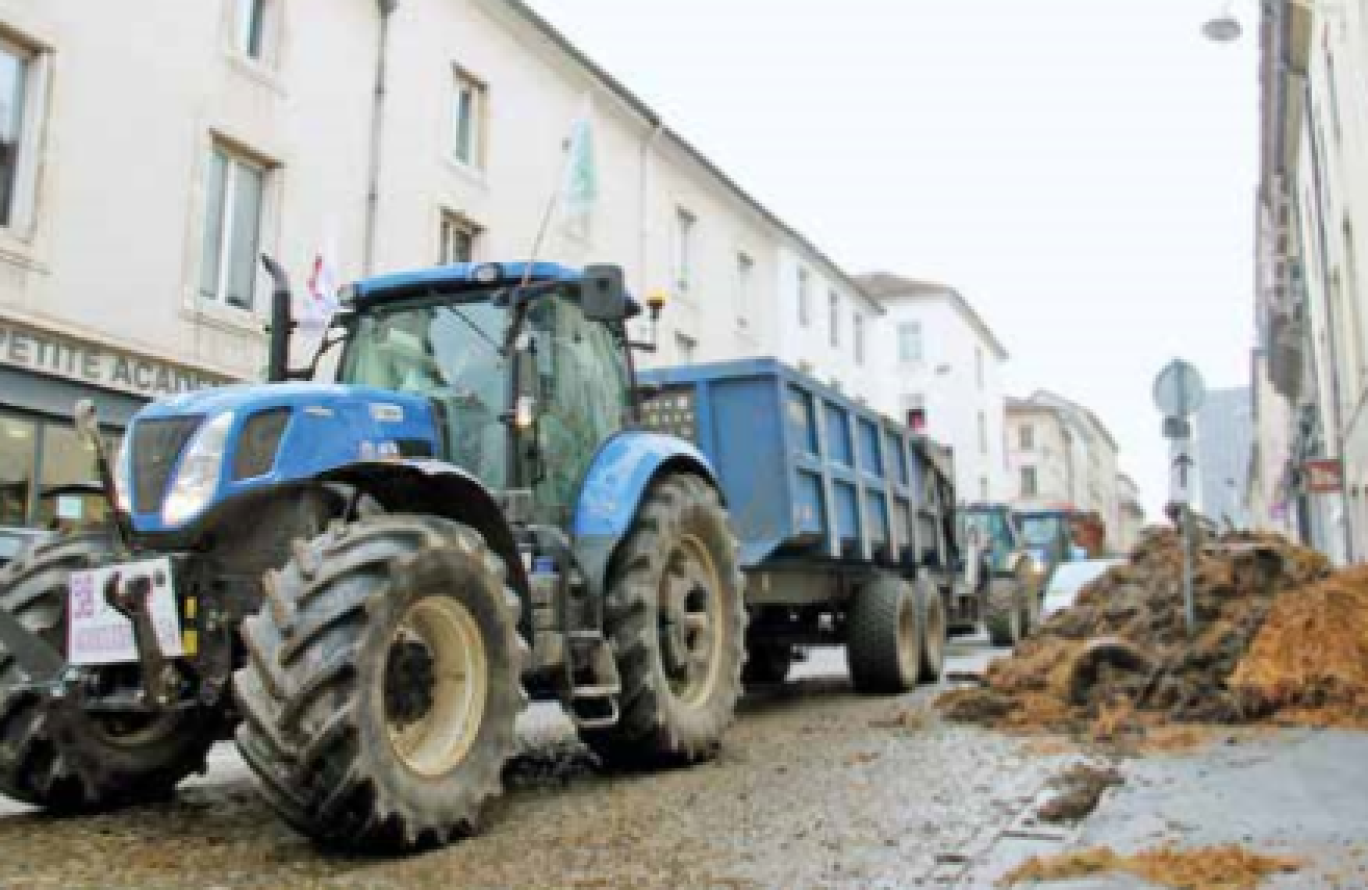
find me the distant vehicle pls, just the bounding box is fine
[0,528,46,570]
[1041,558,1123,618]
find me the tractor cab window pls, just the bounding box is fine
[525,291,629,515]
[341,296,510,486]
[1019,515,1064,548]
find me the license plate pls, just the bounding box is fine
[68,558,184,666]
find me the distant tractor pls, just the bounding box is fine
[0,260,748,850]
[953,503,1039,647]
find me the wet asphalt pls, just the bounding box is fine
[0,639,1079,889]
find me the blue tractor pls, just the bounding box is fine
[0,260,746,850]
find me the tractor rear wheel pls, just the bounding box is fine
[916,578,947,683]
[847,573,922,694]
[582,474,745,767]
[0,533,215,812]
[234,515,526,851]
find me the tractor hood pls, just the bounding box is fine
[122,383,441,533]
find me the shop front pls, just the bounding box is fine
[0,315,233,531]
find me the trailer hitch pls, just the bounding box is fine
[103,570,178,708]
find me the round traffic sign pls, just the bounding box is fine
[1153,359,1206,418]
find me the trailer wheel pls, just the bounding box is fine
[583,474,745,767]
[742,640,793,686]
[234,515,526,851]
[985,576,1023,648]
[0,533,215,812]
[916,578,947,683]
[847,573,922,694]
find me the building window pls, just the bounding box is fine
[975,347,985,389]
[452,68,487,168]
[199,143,268,311]
[1021,466,1038,497]
[854,312,865,365]
[828,291,840,347]
[235,0,277,63]
[735,251,754,323]
[674,207,696,293]
[1019,424,1035,450]
[439,212,480,264]
[978,410,987,455]
[898,322,923,363]
[798,267,811,326]
[980,477,989,501]
[0,39,33,228]
[675,332,697,365]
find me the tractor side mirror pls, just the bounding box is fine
[580,264,628,322]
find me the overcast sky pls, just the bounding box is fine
[529,0,1260,517]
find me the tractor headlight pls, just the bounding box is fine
[162,412,235,527]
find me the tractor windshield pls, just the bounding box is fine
[1019,515,1065,548]
[340,293,510,485]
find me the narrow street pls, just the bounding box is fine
[0,640,1074,890]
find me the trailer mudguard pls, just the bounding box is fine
[571,431,720,592]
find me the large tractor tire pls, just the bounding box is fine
[985,576,1024,648]
[916,578,947,684]
[582,474,745,767]
[846,573,922,694]
[234,515,527,851]
[0,533,215,812]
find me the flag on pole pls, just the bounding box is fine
[297,236,340,357]
[560,95,598,240]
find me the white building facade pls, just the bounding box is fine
[1249,0,1368,563]
[0,0,885,528]
[1005,399,1087,508]
[1004,391,1124,537]
[858,274,1009,502]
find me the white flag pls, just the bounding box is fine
[560,95,598,240]
[297,238,340,357]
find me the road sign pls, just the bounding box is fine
[1153,359,1206,419]
[1169,438,1196,505]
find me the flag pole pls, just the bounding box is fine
[520,95,592,289]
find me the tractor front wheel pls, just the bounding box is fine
[234,515,526,851]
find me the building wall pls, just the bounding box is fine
[1196,386,1253,526]
[773,248,891,409]
[1006,406,1073,506]
[880,296,1006,502]
[1115,474,1144,554]
[1260,0,1368,562]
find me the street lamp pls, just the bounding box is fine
[1202,1,1243,42]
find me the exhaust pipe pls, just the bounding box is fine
[261,255,293,383]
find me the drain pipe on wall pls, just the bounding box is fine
[363,0,399,276]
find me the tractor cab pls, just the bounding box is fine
[957,503,1023,573]
[1015,509,1079,577]
[333,262,637,519]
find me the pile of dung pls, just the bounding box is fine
[998,844,1303,889]
[938,529,1337,737]
[1229,564,1368,726]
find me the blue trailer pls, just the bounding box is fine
[640,358,995,689]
